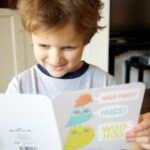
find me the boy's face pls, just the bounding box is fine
[32,23,85,78]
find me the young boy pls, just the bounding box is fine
[6,0,150,149]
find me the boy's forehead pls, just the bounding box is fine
[35,23,79,36]
[32,23,84,43]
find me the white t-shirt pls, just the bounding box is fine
[6,63,115,100]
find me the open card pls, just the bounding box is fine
[0,82,145,150]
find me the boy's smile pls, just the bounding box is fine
[32,23,85,78]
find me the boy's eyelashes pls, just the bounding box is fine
[38,44,50,49]
[38,44,76,50]
[62,46,76,50]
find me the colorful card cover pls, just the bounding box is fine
[0,82,145,150]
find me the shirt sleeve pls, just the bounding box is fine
[107,74,116,86]
[5,77,19,94]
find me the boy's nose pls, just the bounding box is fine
[48,49,64,65]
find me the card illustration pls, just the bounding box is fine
[55,83,145,150]
[98,122,133,141]
[63,126,94,150]
[65,107,93,127]
[96,105,128,118]
[74,94,93,107]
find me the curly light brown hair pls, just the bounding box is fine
[17,0,104,44]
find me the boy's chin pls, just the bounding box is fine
[48,71,66,78]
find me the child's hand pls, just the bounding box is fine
[125,112,150,150]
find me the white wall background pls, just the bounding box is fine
[82,0,110,72]
[0,9,26,92]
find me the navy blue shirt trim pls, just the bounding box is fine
[37,61,89,79]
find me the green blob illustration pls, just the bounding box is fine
[65,107,92,127]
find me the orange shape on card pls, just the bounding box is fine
[75,94,93,107]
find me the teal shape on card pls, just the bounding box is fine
[65,107,92,127]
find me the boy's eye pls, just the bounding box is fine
[38,44,50,49]
[63,46,76,51]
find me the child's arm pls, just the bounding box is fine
[126,112,150,150]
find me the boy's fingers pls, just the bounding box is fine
[134,118,150,133]
[142,112,150,120]
[138,112,150,123]
[135,136,150,144]
[126,136,150,144]
[134,128,150,137]
[133,136,150,149]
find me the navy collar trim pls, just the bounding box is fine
[37,61,89,79]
